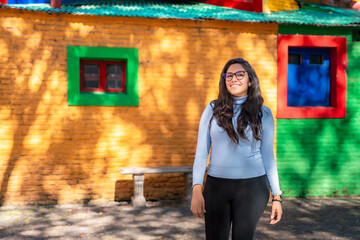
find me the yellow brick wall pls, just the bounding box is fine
[267,0,299,11]
[0,8,278,205]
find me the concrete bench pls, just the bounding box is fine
[119,166,194,207]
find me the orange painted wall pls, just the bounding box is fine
[0,8,278,205]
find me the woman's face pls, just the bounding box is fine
[225,63,251,98]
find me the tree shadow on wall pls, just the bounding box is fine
[0,16,108,206]
[0,11,279,206]
[277,43,360,198]
[112,23,279,202]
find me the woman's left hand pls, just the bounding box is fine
[269,201,282,224]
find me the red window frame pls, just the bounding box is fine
[277,34,347,119]
[80,59,126,93]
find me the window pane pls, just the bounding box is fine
[106,64,123,89]
[83,64,100,89]
[309,55,324,65]
[287,48,330,107]
[288,54,302,65]
[352,30,360,42]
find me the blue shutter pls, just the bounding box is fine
[287,48,330,107]
[7,0,49,3]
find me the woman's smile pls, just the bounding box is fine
[229,83,242,88]
[225,63,250,97]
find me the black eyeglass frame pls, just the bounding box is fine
[223,70,247,82]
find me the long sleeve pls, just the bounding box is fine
[260,106,283,196]
[192,103,213,187]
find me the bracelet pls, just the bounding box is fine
[272,194,283,203]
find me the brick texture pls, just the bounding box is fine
[277,25,360,197]
[0,8,278,205]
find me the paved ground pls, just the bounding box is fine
[0,197,359,240]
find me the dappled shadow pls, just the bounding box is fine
[0,15,62,205]
[0,12,109,205]
[276,33,360,198]
[0,203,204,239]
[256,198,360,239]
[0,198,359,239]
[0,12,112,206]
[112,20,280,201]
[1,7,279,206]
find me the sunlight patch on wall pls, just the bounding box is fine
[0,126,14,140]
[173,57,189,78]
[24,135,41,146]
[128,144,154,167]
[0,105,12,120]
[48,71,62,91]
[94,122,155,166]
[0,106,14,159]
[6,172,23,196]
[186,98,199,122]
[111,124,127,138]
[28,58,50,93]
[0,39,8,60]
[141,62,173,113]
[25,32,42,48]
[171,33,189,78]
[1,17,27,37]
[67,22,94,38]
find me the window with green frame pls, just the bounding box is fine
[67,46,139,106]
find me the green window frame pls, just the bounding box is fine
[67,46,138,106]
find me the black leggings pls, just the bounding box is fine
[203,175,270,240]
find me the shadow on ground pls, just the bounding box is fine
[0,198,359,240]
[256,198,360,240]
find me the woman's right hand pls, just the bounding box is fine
[190,184,206,218]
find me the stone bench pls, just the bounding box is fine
[119,166,194,207]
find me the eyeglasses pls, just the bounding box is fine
[223,71,246,82]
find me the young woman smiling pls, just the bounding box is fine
[191,58,283,240]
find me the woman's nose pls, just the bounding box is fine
[230,75,241,83]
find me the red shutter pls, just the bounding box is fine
[198,0,263,13]
[51,0,61,9]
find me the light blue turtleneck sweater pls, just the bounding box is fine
[192,95,282,196]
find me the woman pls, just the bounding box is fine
[191,58,283,240]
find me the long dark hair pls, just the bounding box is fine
[210,58,264,143]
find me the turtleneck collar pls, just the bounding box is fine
[234,95,248,105]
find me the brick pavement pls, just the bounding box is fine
[0,197,359,240]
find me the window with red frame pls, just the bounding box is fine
[277,34,347,119]
[80,60,126,93]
